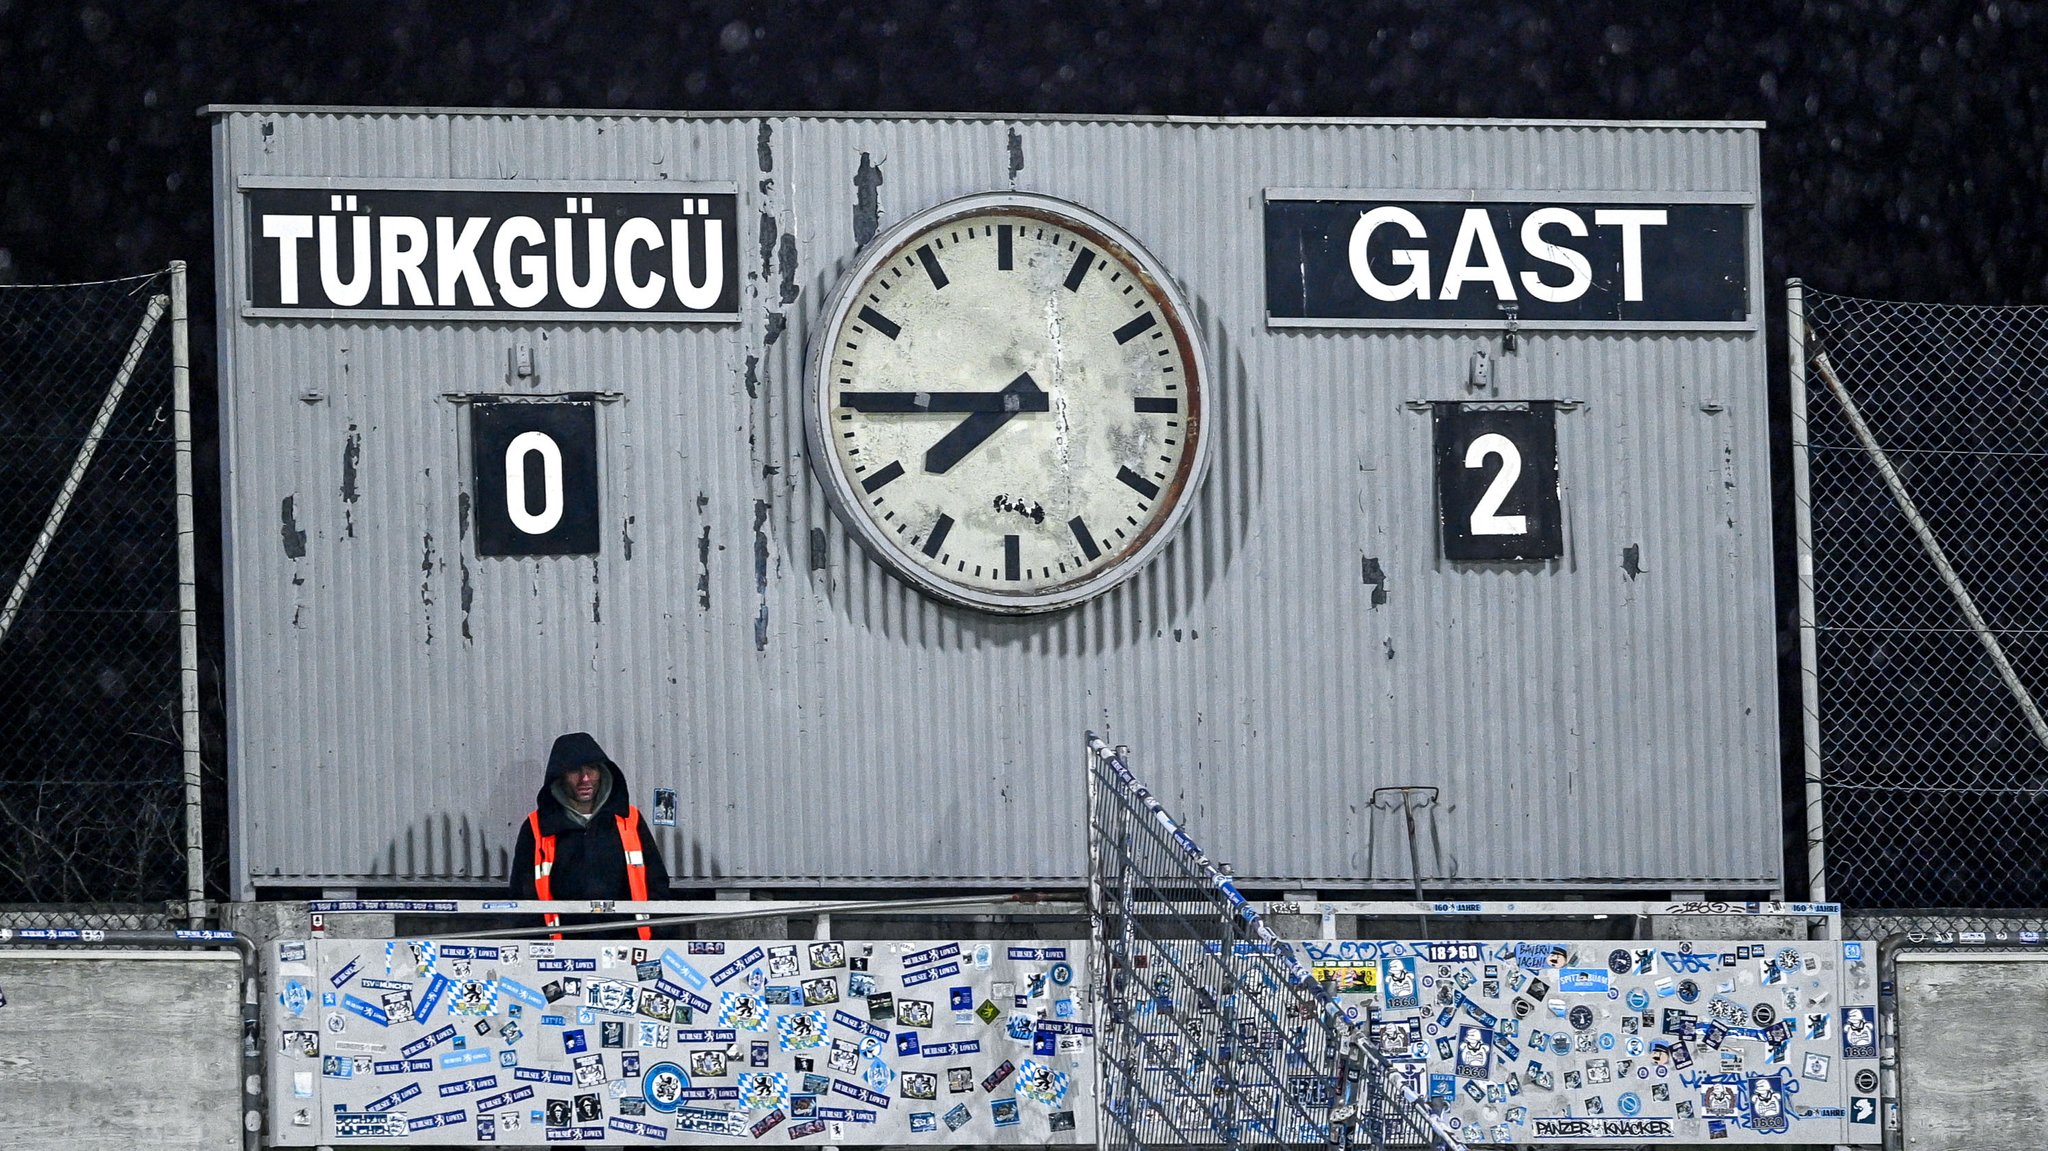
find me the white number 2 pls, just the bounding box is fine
[1464,432,1527,536]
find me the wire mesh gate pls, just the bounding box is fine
[0,266,201,915]
[1085,734,1463,1150]
[1791,283,2048,913]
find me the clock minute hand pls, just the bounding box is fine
[840,388,1052,414]
[922,372,1045,475]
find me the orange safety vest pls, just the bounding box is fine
[529,806,652,941]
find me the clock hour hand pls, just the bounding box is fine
[839,388,1052,414]
[922,372,1044,475]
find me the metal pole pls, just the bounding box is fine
[1786,279,1829,911]
[431,891,1066,940]
[171,261,205,928]
[1083,733,1108,1147]
[1812,346,2048,759]
[0,292,168,645]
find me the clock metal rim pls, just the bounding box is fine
[803,190,1213,614]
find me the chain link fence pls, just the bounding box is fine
[0,268,199,910]
[1793,282,2048,913]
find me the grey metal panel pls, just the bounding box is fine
[216,111,1776,893]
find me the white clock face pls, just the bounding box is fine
[805,193,1211,613]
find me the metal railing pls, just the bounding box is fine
[1086,734,1463,1149]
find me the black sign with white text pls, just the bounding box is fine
[1434,402,1563,562]
[470,400,600,557]
[245,187,739,318]
[1267,199,1748,324]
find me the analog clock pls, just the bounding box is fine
[804,192,1211,613]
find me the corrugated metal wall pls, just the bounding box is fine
[212,111,1776,894]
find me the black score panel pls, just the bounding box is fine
[244,186,740,318]
[1434,402,1563,562]
[1266,199,1749,324]
[470,400,601,557]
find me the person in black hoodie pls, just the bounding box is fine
[510,732,670,939]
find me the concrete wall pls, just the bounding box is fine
[1898,952,2048,1148]
[0,949,242,1149]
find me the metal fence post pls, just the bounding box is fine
[171,260,205,928]
[1786,278,1829,911]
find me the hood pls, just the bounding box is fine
[536,731,631,822]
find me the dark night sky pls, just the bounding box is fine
[4,1,2045,305]
[2,1,2044,901]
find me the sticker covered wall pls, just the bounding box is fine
[1285,937,1877,1145]
[271,936,1094,1146]
[270,933,1877,1145]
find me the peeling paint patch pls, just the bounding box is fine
[457,491,470,540]
[340,424,361,501]
[758,210,778,279]
[852,152,882,247]
[809,527,827,572]
[1007,127,1024,182]
[1384,638,1396,660]
[756,121,773,173]
[621,515,635,560]
[280,496,307,559]
[753,499,770,650]
[763,312,787,345]
[590,558,601,624]
[745,354,760,400]
[776,232,799,304]
[459,559,473,642]
[697,524,712,610]
[1361,556,1389,607]
[1622,544,1644,580]
[340,425,361,537]
[420,531,437,644]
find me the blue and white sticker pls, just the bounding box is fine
[643,1062,689,1113]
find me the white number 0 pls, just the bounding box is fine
[1464,432,1527,536]
[504,430,565,535]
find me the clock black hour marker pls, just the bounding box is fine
[1134,397,1178,414]
[1114,312,1157,344]
[860,460,905,494]
[857,305,900,340]
[1117,466,1160,500]
[1063,249,1096,291]
[1069,517,1102,561]
[923,513,954,558]
[1004,534,1021,581]
[915,244,948,290]
[997,224,1013,270]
